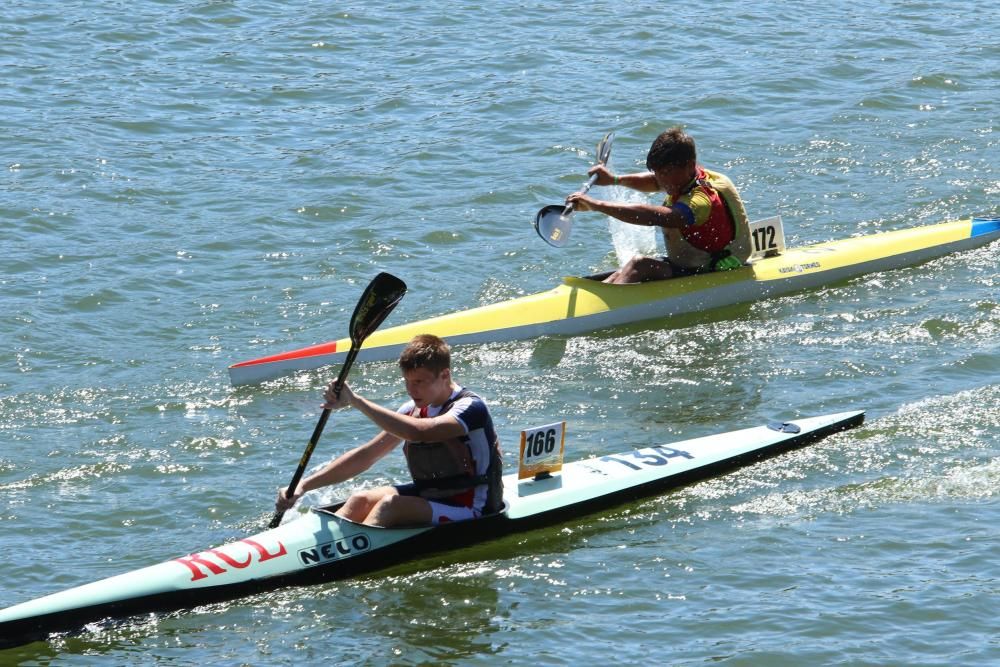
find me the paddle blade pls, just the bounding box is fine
[534,204,573,247]
[534,130,615,248]
[348,272,407,346]
[595,131,614,166]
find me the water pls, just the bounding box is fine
[2,1,998,664]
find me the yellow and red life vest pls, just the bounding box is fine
[665,166,751,269]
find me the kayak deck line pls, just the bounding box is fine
[0,410,864,648]
[229,340,339,370]
[228,216,1000,386]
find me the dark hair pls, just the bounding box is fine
[646,126,697,170]
[399,334,451,374]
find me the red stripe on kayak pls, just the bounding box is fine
[229,341,338,368]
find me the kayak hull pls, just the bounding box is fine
[0,410,864,647]
[229,217,1000,385]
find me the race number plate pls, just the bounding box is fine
[518,421,567,480]
[748,215,786,260]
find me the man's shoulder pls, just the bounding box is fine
[449,388,492,423]
[699,166,733,182]
[450,387,489,409]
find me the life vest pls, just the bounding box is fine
[403,389,504,515]
[665,166,751,269]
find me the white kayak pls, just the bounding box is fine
[0,410,864,647]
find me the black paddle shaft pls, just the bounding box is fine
[267,273,406,529]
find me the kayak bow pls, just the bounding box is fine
[0,410,863,648]
[229,216,1000,386]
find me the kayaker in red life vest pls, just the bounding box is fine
[275,334,503,527]
[566,126,752,284]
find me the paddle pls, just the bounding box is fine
[267,271,407,529]
[534,131,615,247]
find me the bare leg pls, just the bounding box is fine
[335,486,396,523]
[604,256,675,284]
[364,493,434,527]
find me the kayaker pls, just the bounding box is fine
[566,126,752,283]
[275,334,503,527]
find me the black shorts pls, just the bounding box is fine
[656,256,710,277]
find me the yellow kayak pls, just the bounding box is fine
[229,216,999,386]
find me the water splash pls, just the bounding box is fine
[604,187,659,267]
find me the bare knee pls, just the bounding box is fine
[365,494,405,526]
[337,487,393,522]
[608,256,673,284]
[604,257,640,284]
[365,494,432,527]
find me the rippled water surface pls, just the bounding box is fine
[2,1,998,665]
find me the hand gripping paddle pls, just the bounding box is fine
[534,131,615,247]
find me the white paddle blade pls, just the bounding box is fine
[535,204,573,247]
[596,131,614,165]
[534,131,614,248]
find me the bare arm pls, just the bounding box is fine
[566,193,688,229]
[323,382,467,442]
[588,165,661,193]
[346,392,467,442]
[569,165,686,228]
[276,429,401,510]
[298,430,400,491]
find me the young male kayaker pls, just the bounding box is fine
[566,126,752,283]
[275,334,503,527]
